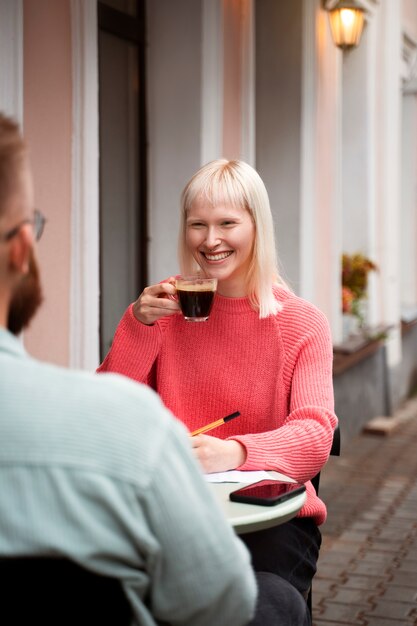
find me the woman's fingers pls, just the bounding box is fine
[133,279,180,324]
[191,435,246,473]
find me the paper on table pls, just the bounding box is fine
[205,470,281,483]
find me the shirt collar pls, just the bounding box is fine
[0,327,27,359]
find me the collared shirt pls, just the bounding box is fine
[0,328,256,625]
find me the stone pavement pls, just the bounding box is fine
[312,396,417,626]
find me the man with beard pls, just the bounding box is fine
[0,112,257,625]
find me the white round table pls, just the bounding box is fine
[209,472,307,534]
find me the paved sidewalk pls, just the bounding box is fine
[312,396,417,626]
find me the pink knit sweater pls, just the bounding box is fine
[98,286,337,525]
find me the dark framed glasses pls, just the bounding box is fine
[0,209,46,243]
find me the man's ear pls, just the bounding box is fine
[8,225,33,275]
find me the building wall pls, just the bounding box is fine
[255,0,303,291]
[402,0,417,37]
[308,0,342,331]
[9,0,417,427]
[23,0,72,366]
[334,346,390,441]
[223,0,243,158]
[147,0,202,284]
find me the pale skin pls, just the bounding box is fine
[132,197,255,472]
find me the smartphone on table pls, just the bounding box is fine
[229,480,306,506]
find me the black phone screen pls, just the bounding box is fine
[229,480,306,506]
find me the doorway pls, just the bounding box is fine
[98,0,147,359]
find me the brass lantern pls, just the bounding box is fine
[328,0,365,50]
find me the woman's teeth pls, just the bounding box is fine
[204,251,233,261]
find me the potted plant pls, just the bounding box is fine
[341,252,378,337]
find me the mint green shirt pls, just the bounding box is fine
[0,329,256,625]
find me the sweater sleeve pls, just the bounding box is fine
[97,304,164,385]
[231,304,337,483]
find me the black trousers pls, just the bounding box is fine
[250,572,311,626]
[243,517,321,625]
[241,517,321,596]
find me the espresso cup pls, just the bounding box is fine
[175,276,217,321]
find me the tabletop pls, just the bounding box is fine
[209,471,307,534]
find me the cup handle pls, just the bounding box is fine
[166,278,178,301]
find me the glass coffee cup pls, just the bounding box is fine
[175,276,217,321]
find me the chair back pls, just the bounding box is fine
[0,557,132,626]
[311,424,341,494]
[307,424,341,614]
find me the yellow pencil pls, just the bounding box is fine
[190,411,240,437]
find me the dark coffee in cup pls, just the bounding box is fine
[175,277,217,321]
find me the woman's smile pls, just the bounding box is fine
[201,250,234,262]
[186,198,255,297]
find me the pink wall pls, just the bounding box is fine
[23,0,72,366]
[403,0,417,38]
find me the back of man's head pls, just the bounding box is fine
[0,112,42,333]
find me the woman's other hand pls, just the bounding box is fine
[133,277,180,325]
[191,435,246,473]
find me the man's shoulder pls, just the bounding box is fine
[2,355,183,486]
[32,357,164,417]
[53,361,177,438]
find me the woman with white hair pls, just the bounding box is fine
[99,159,337,616]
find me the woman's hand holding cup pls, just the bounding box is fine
[133,278,180,325]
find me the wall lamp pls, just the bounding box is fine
[326,0,365,50]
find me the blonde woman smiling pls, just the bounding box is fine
[99,159,337,621]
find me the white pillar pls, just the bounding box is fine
[201,0,223,165]
[0,0,23,123]
[341,7,380,329]
[401,90,417,308]
[376,0,402,367]
[240,0,255,166]
[300,0,343,339]
[400,29,417,310]
[70,0,100,370]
